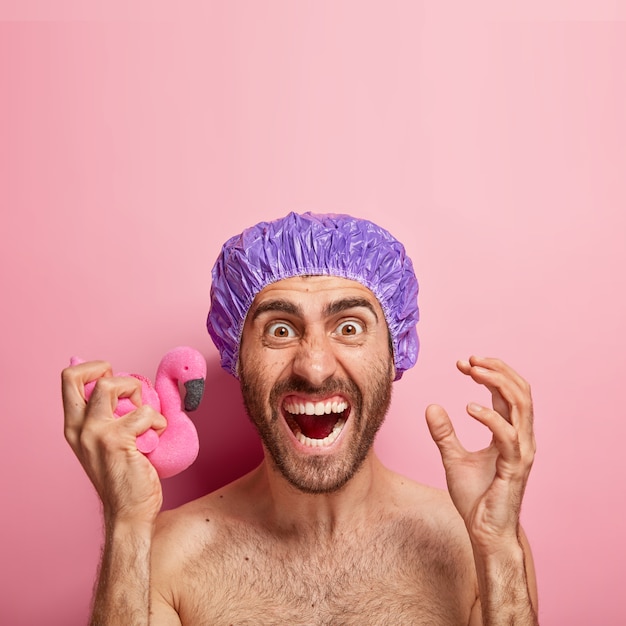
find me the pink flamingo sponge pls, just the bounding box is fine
[71,346,207,478]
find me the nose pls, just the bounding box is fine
[292,328,338,387]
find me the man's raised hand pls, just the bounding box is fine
[62,361,167,524]
[425,356,536,552]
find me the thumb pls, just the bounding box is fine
[425,404,464,460]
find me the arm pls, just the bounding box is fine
[467,525,538,625]
[91,519,154,625]
[425,356,538,625]
[62,361,173,625]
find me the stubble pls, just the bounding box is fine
[239,359,394,494]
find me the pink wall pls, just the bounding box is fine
[1,4,625,624]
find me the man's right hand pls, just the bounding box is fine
[62,360,167,525]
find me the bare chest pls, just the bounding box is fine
[174,520,474,625]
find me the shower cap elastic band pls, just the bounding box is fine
[207,212,419,380]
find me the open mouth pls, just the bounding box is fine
[282,395,350,448]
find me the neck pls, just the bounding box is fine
[248,450,389,536]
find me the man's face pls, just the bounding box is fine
[238,275,394,494]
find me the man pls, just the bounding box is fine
[63,212,538,625]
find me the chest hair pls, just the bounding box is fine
[176,515,473,625]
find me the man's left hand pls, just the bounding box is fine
[425,356,536,552]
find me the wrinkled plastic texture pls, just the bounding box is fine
[207,212,419,380]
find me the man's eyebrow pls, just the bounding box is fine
[250,299,303,321]
[324,297,379,321]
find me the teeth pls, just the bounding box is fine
[294,419,346,447]
[284,399,348,416]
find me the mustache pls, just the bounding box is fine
[270,375,360,399]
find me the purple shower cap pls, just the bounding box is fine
[207,212,419,380]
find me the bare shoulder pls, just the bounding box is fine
[152,472,256,574]
[153,473,252,553]
[150,473,256,612]
[379,469,478,576]
[382,468,469,531]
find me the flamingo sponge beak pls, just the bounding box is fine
[183,378,205,411]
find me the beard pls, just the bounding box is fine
[239,358,394,495]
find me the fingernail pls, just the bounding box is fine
[468,402,483,412]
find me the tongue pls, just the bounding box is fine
[295,414,338,439]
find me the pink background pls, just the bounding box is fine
[1,3,625,624]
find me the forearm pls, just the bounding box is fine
[90,519,154,626]
[472,536,538,626]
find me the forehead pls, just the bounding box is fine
[249,275,383,316]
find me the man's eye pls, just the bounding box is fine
[336,321,364,336]
[267,323,296,338]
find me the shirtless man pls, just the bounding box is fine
[62,212,538,625]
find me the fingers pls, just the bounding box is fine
[62,360,112,443]
[458,356,528,391]
[458,356,534,433]
[465,402,522,471]
[79,404,166,457]
[459,356,536,470]
[62,360,112,407]
[425,403,466,461]
[429,358,536,545]
[62,360,166,523]
[62,361,161,450]
[86,375,144,418]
